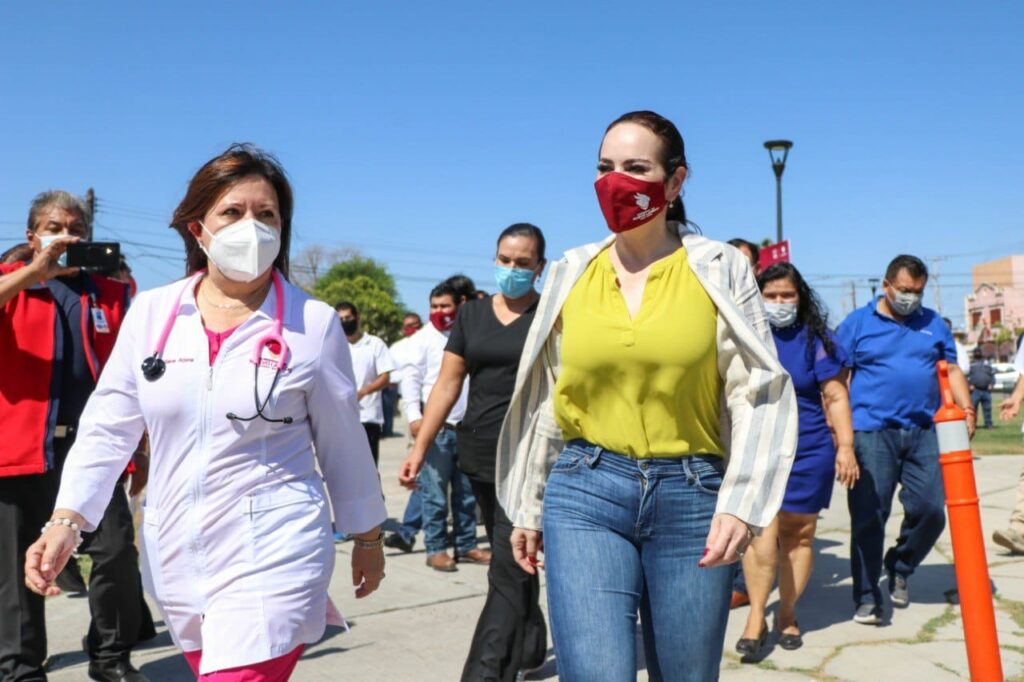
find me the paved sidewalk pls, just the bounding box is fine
[43,427,1024,680]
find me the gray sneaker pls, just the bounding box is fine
[993,528,1024,555]
[889,573,909,608]
[853,603,882,625]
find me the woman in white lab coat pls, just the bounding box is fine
[25,144,387,681]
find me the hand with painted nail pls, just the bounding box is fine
[511,527,544,575]
[699,513,752,568]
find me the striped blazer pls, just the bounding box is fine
[495,224,798,532]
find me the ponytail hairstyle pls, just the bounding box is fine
[605,110,690,227]
[496,222,546,264]
[757,262,837,362]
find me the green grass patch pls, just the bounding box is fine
[971,417,1024,455]
[78,555,92,583]
[916,605,958,642]
[996,594,1024,630]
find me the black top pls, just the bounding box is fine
[47,274,96,426]
[446,296,537,481]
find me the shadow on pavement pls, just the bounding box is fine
[793,537,958,635]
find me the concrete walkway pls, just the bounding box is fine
[42,428,1024,680]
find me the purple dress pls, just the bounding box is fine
[772,323,849,514]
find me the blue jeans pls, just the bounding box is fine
[971,389,993,427]
[543,441,732,682]
[395,488,422,544]
[419,427,478,556]
[848,427,946,607]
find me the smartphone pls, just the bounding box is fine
[64,241,121,275]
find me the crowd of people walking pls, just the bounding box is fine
[0,108,1008,682]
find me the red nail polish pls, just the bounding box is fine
[698,562,706,568]
[702,548,710,557]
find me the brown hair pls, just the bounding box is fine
[604,110,689,224]
[170,143,293,277]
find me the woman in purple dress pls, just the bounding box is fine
[736,263,860,657]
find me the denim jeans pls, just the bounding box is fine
[971,389,993,427]
[395,488,422,545]
[419,427,478,556]
[543,441,732,682]
[848,427,946,607]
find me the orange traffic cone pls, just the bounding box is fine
[934,360,1003,681]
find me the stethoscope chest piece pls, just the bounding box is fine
[141,355,166,382]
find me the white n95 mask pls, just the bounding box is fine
[200,218,281,283]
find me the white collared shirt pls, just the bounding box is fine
[399,322,467,425]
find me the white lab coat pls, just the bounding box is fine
[54,273,387,673]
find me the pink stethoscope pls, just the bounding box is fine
[141,269,294,424]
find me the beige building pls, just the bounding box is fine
[964,255,1024,352]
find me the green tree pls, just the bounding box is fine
[311,255,404,342]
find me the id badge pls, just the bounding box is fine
[92,307,111,334]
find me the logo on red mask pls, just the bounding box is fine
[594,172,667,233]
[429,310,456,332]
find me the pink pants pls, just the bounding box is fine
[183,645,304,681]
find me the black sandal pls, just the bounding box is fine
[778,621,803,651]
[735,620,768,657]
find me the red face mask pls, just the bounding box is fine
[402,324,420,337]
[429,310,456,332]
[594,172,667,233]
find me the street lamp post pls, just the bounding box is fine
[764,140,793,244]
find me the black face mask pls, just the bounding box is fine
[341,319,359,336]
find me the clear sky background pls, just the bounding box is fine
[2,2,1022,325]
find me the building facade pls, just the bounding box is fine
[965,255,1024,354]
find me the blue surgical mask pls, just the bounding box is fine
[764,302,798,328]
[37,234,68,267]
[493,265,535,299]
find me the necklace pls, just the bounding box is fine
[199,280,270,311]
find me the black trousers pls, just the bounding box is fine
[78,482,155,663]
[0,452,151,680]
[363,422,382,466]
[462,478,547,682]
[0,470,58,681]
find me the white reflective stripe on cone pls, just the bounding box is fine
[936,420,970,453]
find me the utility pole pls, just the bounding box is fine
[84,187,95,239]
[930,256,947,314]
[848,280,858,313]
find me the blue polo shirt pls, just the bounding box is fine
[836,298,957,431]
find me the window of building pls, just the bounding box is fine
[972,311,983,329]
[991,308,1003,326]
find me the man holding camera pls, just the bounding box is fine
[0,191,151,682]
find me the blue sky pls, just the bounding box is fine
[2,2,1022,325]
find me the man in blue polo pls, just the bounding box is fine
[837,254,974,625]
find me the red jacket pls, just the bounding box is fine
[0,262,129,477]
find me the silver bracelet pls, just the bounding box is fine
[41,517,83,549]
[353,534,384,550]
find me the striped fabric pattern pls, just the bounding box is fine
[496,224,798,532]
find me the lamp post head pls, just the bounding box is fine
[764,139,793,177]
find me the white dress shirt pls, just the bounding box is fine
[54,274,386,674]
[349,332,395,425]
[399,323,467,425]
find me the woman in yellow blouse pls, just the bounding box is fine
[496,111,798,682]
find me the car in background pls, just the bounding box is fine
[992,362,1020,393]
